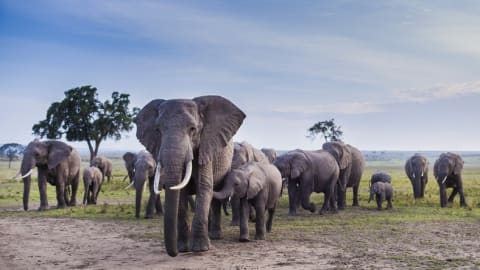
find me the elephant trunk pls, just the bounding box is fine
[368,190,374,203]
[134,170,147,219]
[20,157,35,211]
[213,186,234,201]
[23,176,31,211]
[413,173,423,199]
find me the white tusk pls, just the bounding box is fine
[441,176,448,184]
[12,171,22,180]
[15,169,33,180]
[153,162,162,194]
[170,160,193,190]
[412,173,415,179]
[144,181,147,192]
[421,171,424,177]
[124,180,135,190]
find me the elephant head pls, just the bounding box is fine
[434,152,463,185]
[273,150,310,180]
[135,96,245,257]
[231,142,268,169]
[17,139,73,211]
[261,148,277,163]
[322,141,351,191]
[122,152,137,182]
[405,154,429,198]
[213,162,263,201]
[133,151,157,219]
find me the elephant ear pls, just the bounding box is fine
[433,158,439,179]
[247,167,264,199]
[323,142,350,170]
[194,96,246,165]
[453,154,464,175]
[290,151,309,179]
[135,99,166,159]
[405,158,413,178]
[46,141,72,170]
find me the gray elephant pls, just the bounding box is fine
[405,154,429,199]
[135,95,245,257]
[14,139,81,211]
[368,181,393,210]
[230,141,269,225]
[322,142,365,209]
[261,148,277,163]
[122,152,136,183]
[91,155,113,183]
[273,149,339,215]
[83,166,103,205]
[213,162,282,242]
[434,152,467,207]
[370,172,392,185]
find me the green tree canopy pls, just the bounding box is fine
[307,118,343,143]
[32,86,139,161]
[0,143,25,168]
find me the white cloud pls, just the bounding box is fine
[271,101,384,115]
[394,81,480,103]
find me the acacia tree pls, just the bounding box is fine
[0,143,25,168]
[307,118,343,143]
[32,86,139,161]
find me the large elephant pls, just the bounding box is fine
[273,149,339,215]
[83,166,103,205]
[213,162,282,242]
[261,148,277,163]
[135,95,245,257]
[433,152,467,207]
[322,142,365,209]
[230,141,269,225]
[14,139,81,211]
[405,154,429,199]
[91,155,113,183]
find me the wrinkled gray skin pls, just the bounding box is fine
[370,172,391,185]
[434,152,467,207]
[274,149,339,215]
[322,142,365,209]
[230,141,269,226]
[368,181,393,210]
[123,152,136,183]
[135,96,245,257]
[83,166,103,205]
[91,156,113,183]
[19,139,81,211]
[405,154,429,199]
[260,148,277,163]
[213,162,282,242]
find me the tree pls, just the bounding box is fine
[0,143,25,168]
[307,118,343,143]
[32,86,139,161]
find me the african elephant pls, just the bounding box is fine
[83,166,103,205]
[230,141,269,225]
[135,95,245,257]
[322,142,365,209]
[213,162,282,242]
[261,148,277,163]
[368,181,393,210]
[122,152,136,183]
[434,152,467,207]
[405,154,429,199]
[273,149,339,215]
[370,172,392,185]
[14,139,81,211]
[91,155,113,183]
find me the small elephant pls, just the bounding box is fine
[434,152,467,207]
[91,155,113,183]
[122,152,136,183]
[274,149,339,215]
[83,166,103,205]
[369,181,393,210]
[370,172,391,185]
[322,142,365,209]
[213,162,282,242]
[405,154,429,199]
[15,139,81,211]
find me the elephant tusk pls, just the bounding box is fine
[170,160,193,190]
[144,181,147,192]
[122,175,129,182]
[441,176,448,184]
[124,180,135,190]
[412,173,415,179]
[153,162,162,194]
[15,169,33,180]
[421,171,424,177]
[11,171,22,180]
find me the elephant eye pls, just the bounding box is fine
[189,126,197,136]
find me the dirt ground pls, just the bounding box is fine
[1,214,480,270]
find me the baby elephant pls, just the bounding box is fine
[369,181,393,210]
[83,166,104,205]
[213,162,282,242]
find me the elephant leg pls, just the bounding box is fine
[64,185,71,206]
[92,183,99,205]
[55,178,67,209]
[37,173,49,211]
[239,198,250,242]
[191,164,213,253]
[145,178,157,218]
[456,177,467,207]
[177,191,191,253]
[155,194,163,215]
[249,204,256,222]
[376,194,382,210]
[287,180,298,216]
[352,184,360,207]
[209,198,222,240]
[301,191,316,214]
[266,206,275,233]
[439,184,448,207]
[447,187,458,203]
[254,200,266,240]
[387,198,392,209]
[222,199,229,216]
[70,173,79,206]
[230,196,241,225]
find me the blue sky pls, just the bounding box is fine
[1,0,480,152]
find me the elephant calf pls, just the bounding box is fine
[83,166,104,205]
[92,155,113,183]
[213,162,282,242]
[369,181,393,210]
[370,172,391,185]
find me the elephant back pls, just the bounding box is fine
[370,172,391,185]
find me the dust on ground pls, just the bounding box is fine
[1,215,480,269]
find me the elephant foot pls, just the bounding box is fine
[352,201,359,207]
[56,204,66,209]
[38,205,49,211]
[209,230,222,240]
[178,241,191,253]
[144,215,153,219]
[255,234,265,240]
[288,211,296,216]
[230,221,239,226]
[191,236,210,252]
[70,200,77,207]
[338,205,346,210]
[239,237,250,242]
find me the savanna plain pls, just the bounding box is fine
[1,152,480,269]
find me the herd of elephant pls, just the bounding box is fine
[12,95,468,257]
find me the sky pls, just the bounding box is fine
[1,0,480,152]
